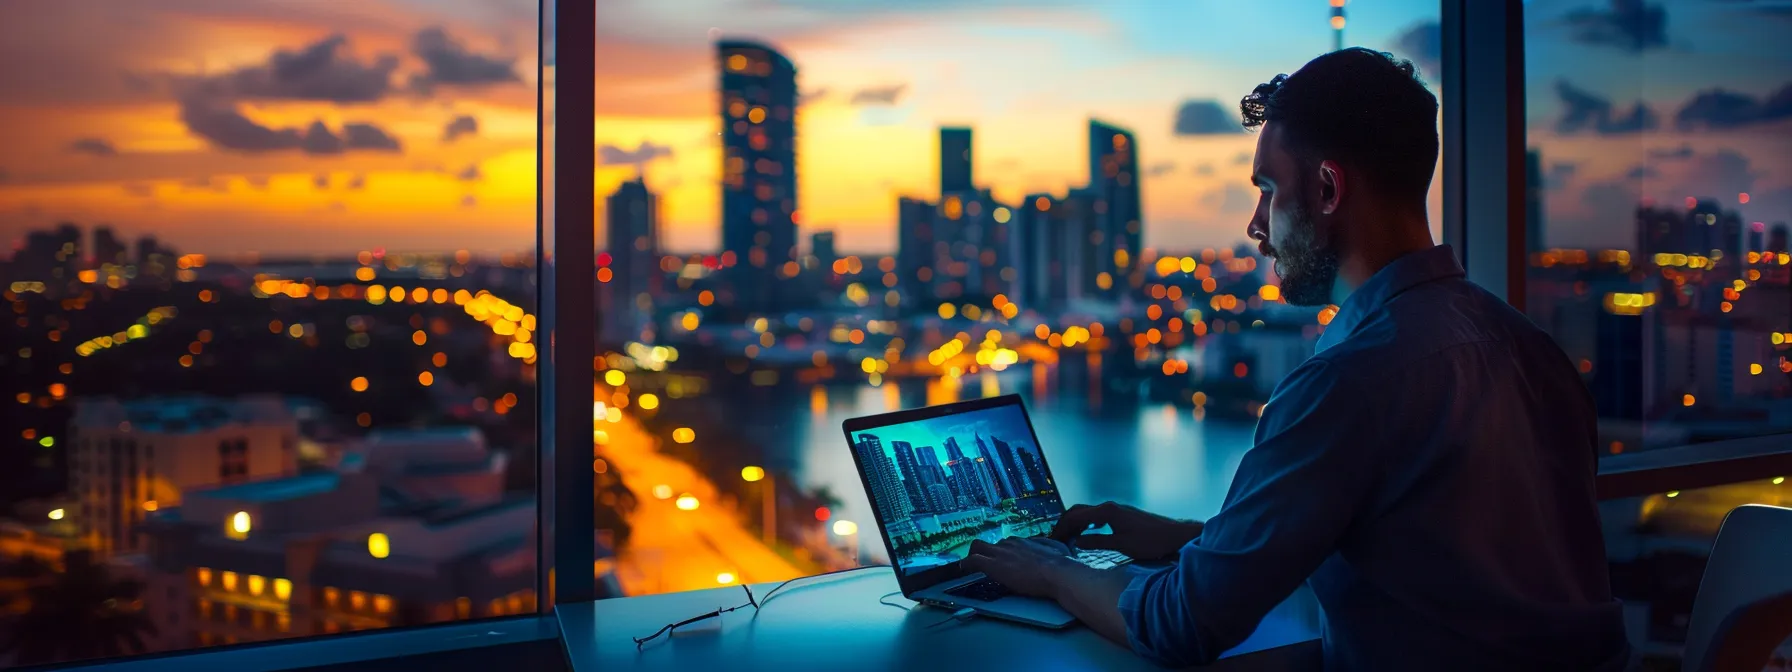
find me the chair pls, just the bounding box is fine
[1684,504,1792,672]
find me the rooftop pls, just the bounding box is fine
[198,473,340,503]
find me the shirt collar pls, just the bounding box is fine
[1315,245,1465,354]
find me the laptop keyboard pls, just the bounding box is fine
[1073,549,1132,570]
[944,578,1011,602]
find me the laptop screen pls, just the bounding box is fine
[846,399,1065,577]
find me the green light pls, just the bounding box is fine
[39,437,54,447]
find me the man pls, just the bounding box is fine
[963,48,1630,670]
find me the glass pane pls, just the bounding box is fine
[1524,0,1792,453]
[591,0,1440,595]
[0,2,541,666]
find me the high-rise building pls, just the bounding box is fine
[70,396,302,556]
[896,196,937,304]
[973,436,1016,500]
[915,446,955,512]
[854,434,914,523]
[811,231,837,272]
[1525,149,1545,255]
[602,177,660,343]
[1016,444,1052,493]
[925,483,955,515]
[1088,120,1140,297]
[136,235,175,280]
[1770,223,1789,254]
[890,440,928,512]
[943,437,967,463]
[92,226,128,269]
[939,127,973,196]
[990,436,1035,494]
[718,39,799,311]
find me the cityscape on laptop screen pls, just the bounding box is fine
[849,403,1065,574]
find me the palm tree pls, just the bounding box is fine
[0,552,157,666]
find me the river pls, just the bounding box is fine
[743,363,1260,562]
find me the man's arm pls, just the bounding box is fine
[1043,563,1135,646]
[1114,361,1377,666]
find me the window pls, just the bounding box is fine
[1523,0,1792,666]
[590,0,1440,597]
[0,0,541,666]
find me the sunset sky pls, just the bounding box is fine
[1,0,1787,257]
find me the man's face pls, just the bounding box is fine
[1245,123,1339,307]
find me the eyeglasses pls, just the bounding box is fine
[631,565,890,648]
[631,584,761,648]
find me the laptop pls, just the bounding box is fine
[841,394,1131,628]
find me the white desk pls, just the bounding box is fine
[558,568,1321,671]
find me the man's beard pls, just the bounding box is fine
[1266,202,1339,307]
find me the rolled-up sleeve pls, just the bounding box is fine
[1118,361,1376,667]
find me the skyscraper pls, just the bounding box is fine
[811,230,836,272]
[92,226,128,269]
[602,177,660,343]
[974,436,1016,500]
[854,434,914,523]
[718,39,799,311]
[1088,120,1140,297]
[915,446,955,512]
[1525,149,1545,255]
[990,436,1034,494]
[943,436,967,463]
[1016,445,1051,493]
[896,196,937,303]
[939,127,973,196]
[890,440,928,512]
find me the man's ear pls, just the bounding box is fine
[1316,159,1345,216]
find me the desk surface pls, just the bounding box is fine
[558,568,1321,671]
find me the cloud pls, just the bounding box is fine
[342,123,401,151]
[457,164,483,181]
[1146,162,1176,177]
[1172,100,1241,135]
[1195,163,1215,176]
[1232,151,1253,166]
[182,176,229,193]
[1649,144,1694,160]
[1674,83,1792,130]
[460,194,478,208]
[1626,164,1661,179]
[850,84,907,106]
[409,27,520,92]
[442,115,479,142]
[1390,21,1442,81]
[177,96,401,155]
[1546,162,1579,189]
[800,87,831,104]
[185,34,399,104]
[347,174,366,190]
[1200,183,1258,215]
[68,138,118,157]
[247,175,271,190]
[122,183,155,198]
[1562,0,1668,52]
[314,174,330,190]
[1554,80,1658,135]
[598,141,674,166]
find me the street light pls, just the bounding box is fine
[740,466,765,482]
[675,494,700,511]
[47,508,64,521]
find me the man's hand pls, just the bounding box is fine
[961,537,1080,599]
[1050,501,1202,561]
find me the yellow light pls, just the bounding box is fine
[638,393,660,410]
[143,500,158,512]
[861,357,878,373]
[1096,272,1113,290]
[47,508,64,521]
[681,313,700,331]
[938,303,956,319]
[741,465,766,482]
[351,376,369,392]
[1682,394,1695,407]
[412,330,428,346]
[248,575,266,595]
[831,519,859,536]
[230,511,252,538]
[418,371,434,386]
[652,484,674,500]
[222,571,238,591]
[1774,477,1785,485]
[673,427,695,443]
[1752,363,1764,375]
[717,572,736,585]
[1259,285,1281,301]
[368,532,391,559]
[993,207,1011,223]
[675,494,700,511]
[603,369,626,386]
[1665,491,1679,498]
[355,267,376,282]
[1330,16,1346,29]
[39,436,53,448]
[274,578,292,601]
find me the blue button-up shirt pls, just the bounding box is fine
[1118,245,1630,670]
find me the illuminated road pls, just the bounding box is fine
[596,384,804,595]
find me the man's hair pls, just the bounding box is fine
[1240,47,1439,203]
